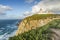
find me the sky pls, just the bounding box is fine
[0,0,40,19]
[0,0,60,19]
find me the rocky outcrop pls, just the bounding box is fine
[16,14,60,35]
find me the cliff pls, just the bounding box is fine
[9,19,60,40]
[16,14,60,35]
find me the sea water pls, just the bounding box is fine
[0,19,22,40]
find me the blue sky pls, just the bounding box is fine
[0,0,60,19]
[0,0,40,19]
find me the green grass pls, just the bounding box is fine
[9,19,60,40]
[23,14,60,21]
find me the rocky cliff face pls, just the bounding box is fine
[16,14,60,35]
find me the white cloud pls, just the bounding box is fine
[23,0,60,17]
[32,0,60,14]
[24,11,30,16]
[0,5,12,14]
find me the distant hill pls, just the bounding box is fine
[9,19,60,40]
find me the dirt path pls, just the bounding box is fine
[50,28,60,40]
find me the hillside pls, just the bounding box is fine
[24,14,60,20]
[16,14,60,35]
[9,19,60,40]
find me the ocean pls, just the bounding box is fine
[0,19,22,40]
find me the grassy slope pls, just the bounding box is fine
[24,14,60,21]
[9,19,60,40]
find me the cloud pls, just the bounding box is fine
[0,5,12,15]
[23,0,60,17]
[24,11,30,16]
[32,0,60,13]
[25,0,35,3]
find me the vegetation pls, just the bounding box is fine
[24,14,60,21]
[9,19,60,40]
